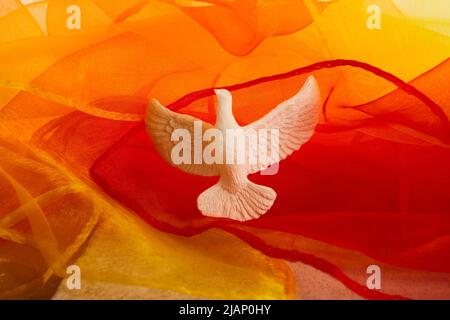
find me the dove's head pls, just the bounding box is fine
[214,89,232,112]
[213,89,236,127]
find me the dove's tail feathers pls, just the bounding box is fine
[197,180,276,222]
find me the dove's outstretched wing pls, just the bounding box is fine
[145,99,220,176]
[245,75,321,174]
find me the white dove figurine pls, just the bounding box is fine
[145,75,321,221]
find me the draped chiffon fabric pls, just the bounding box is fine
[0,0,449,299]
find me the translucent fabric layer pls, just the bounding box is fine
[0,0,449,299]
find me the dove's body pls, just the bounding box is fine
[213,89,249,189]
[197,89,277,220]
[145,76,321,221]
